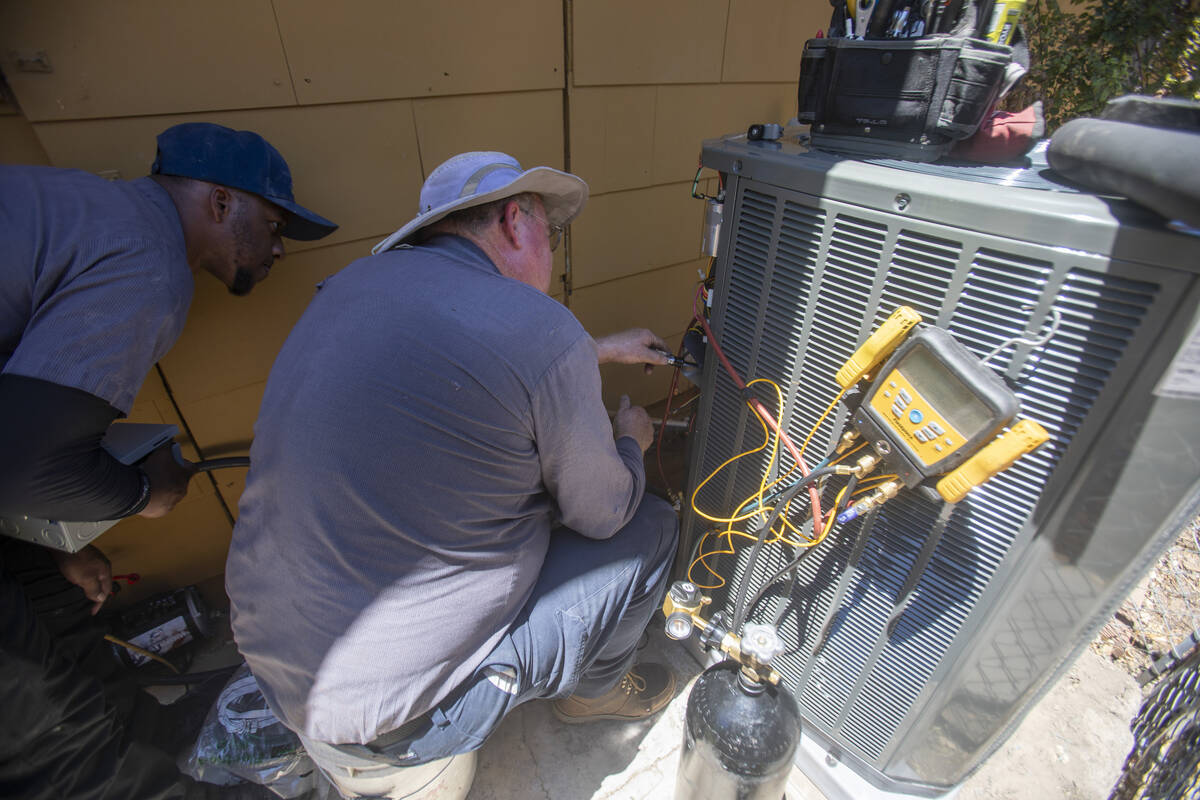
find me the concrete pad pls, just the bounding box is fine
[464,631,1142,800]
[465,627,700,800]
[162,592,1143,800]
[955,650,1141,800]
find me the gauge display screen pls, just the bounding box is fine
[896,345,993,438]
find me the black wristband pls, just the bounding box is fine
[120,470,152,517]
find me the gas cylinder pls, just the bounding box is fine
[674,659,802,800]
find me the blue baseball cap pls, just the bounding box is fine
[151,122,337,241]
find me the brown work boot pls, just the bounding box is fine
[552,663,677,723]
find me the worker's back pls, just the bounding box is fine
[227,233,630,745]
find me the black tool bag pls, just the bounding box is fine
[797,35,1013,161]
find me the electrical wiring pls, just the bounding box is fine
[730,466,842,631]
[689,528,736,589]
[726,380,856,542]
[684,269,888,623]
[655,337,687,499]
[829,440,867,465]
[980,307,1063,367]
[685,277,872,599]
[853,474,899,495]
[689,456,821,588]
[800,388,849,459]
[689,378,789,526]
[691,165,721,202]
[105,633,180,674]
[740,474,859,629]
[691,284,826,537]
[737,455,831,517]
[692,377,836,576]
[690,399,774,525]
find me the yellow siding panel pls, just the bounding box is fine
[722,0,825,83]
[32,102,423,253]
[597,360,681,411]
[99,492,234,609]
[651,82,796,185]
[0,1,294,121]
[158,238,372,408]
[570,183,705,289]
[177,383,268,517]
[569,86,657,195]
[573,0,728,86]
[412,91,564,176]
[275,0,563,104]
[126,368,207,469]
[101,369,234,607]
[573,260,703,341]
[0,113,49,165]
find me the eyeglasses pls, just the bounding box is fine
[525,210,563,252]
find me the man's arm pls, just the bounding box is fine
[51,545,113,615]
[533,336,656,540]
[0,374,192,521]
[594,328,672,374]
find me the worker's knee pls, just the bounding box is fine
[628,493,680,569]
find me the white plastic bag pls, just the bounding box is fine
[182,662,317,798]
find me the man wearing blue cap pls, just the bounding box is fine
[0,122,335,800]
[227,151,679,796]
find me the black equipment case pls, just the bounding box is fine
[797,34,1013,162]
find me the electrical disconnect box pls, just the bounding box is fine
[681,133,1200,797]
[0,423,178,552]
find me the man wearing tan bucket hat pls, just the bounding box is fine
[227,152,681,796]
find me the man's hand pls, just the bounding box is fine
[595,329,671,375]
[138,444,196,519]
[613,394,654,453]
[51,545,113,615]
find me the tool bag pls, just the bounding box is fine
[797,35,1014,161]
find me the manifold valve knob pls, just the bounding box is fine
[665,611,695,641]
[741,623,785,665]
[669,580,701,605]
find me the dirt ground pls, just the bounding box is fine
[1093,521,1200,680]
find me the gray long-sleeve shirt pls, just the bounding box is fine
[0,167,192,413]
[226,235,645,744]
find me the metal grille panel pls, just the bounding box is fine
[686,173,1169,775]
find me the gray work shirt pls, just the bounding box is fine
[0,166,192,414]
[226,235,645,745]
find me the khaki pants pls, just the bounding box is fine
[298,733,476,800]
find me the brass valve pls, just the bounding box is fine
[836,479,901,524]
[834,429,860,455]
[663,581,782,685]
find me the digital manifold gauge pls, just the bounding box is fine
[837,307,1050,504]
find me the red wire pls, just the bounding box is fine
[692,285,825,537]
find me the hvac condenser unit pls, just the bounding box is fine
[682,134,1200,797]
